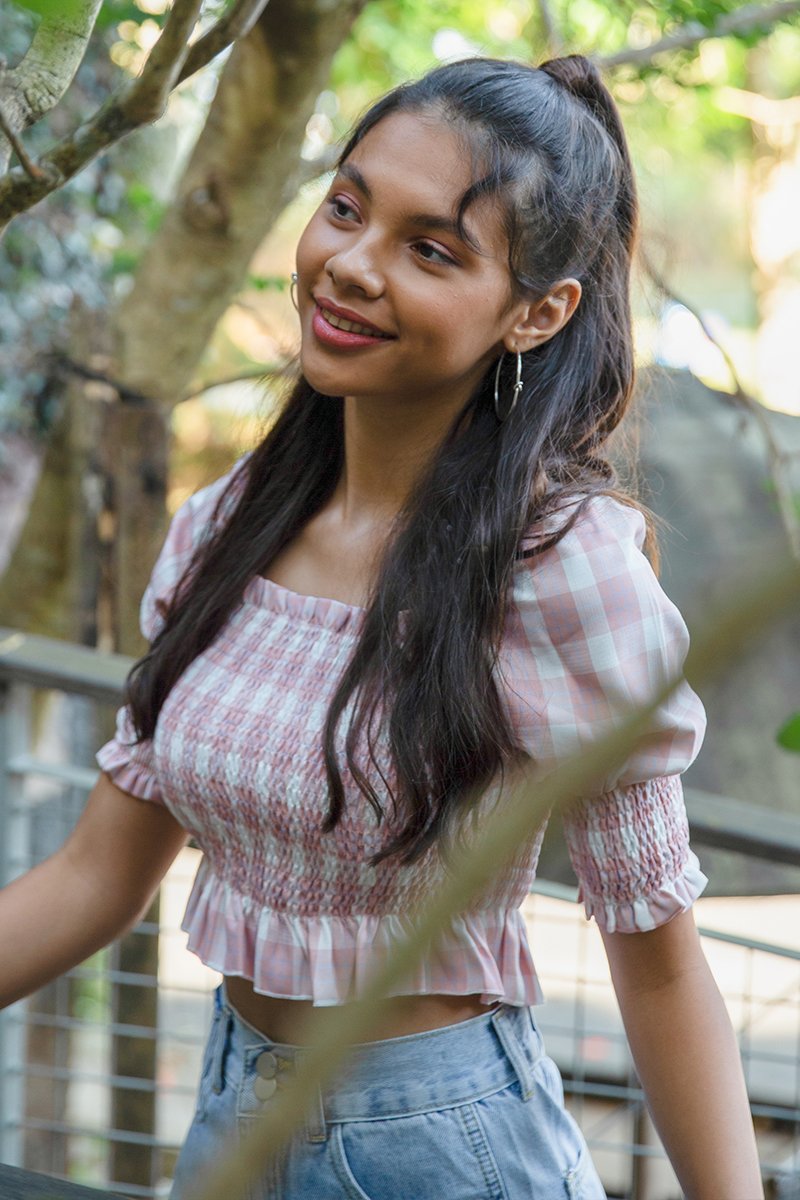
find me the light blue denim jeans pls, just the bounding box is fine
[170,982,606,1200]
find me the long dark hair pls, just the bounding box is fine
[127,54,645,866]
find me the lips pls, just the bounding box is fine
[319,307,393,340]
[309,300,395,350]
[313,296,394,338]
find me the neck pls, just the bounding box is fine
[330,390,467,531]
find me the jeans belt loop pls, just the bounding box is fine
[294,1048,327,1143]
[211,1004,231,1095]
[489,1004,541,1102]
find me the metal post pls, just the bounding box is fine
[0,679,31,1166]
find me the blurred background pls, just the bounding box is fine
[0,1,799,1197]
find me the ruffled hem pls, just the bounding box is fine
[579,849,709,934]
[95,736,164,805]
[181,859,544,1008]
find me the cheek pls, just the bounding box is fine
[416,297,495,360]
[295,211,331,276]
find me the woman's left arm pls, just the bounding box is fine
[601,908,763,1200]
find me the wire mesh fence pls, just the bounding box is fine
[524,884,800,1200]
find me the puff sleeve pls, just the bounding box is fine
[499,493,708,933]
[95,455,251,803]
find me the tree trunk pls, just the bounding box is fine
[0,300,113,642]
[112,0,366,406]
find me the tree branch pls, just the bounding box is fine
[0,0,268,229]
[535,0,564,55]
[597,0,800,70]
[0,0,103,173]
[124,0,205,124]
[41,351,153,406]
[290,142,340,192]
[4,0,104,123]
[0,102,47,180]
[179,365,291,403]
[178,0,270,85]
[643,254,800,562]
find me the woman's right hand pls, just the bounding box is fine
[0,771,189,1009]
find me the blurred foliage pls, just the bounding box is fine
[2,0,800,437]
[0,1,173,433]
[777,713,800,753]
[12,0,89,18]
[71,948,111,1021]
[247,273,291,293]
[95,0,167,30]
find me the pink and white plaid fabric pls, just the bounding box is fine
[97,457,708,1006]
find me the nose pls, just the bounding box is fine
[324,236,384,298]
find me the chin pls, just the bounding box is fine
[299,353,354,399]
[300,363,342,398]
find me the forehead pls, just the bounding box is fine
[340,110,508,256]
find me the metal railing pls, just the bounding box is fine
[0,1160,119,1198]
[525,882,800,1199]
[1,627,800,1200]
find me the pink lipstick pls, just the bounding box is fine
[311,304,395,350]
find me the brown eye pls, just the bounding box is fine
[415,241,456,266]
[328,197,358,220]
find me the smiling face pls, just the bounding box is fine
[294,109,527,416]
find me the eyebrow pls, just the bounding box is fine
[335,161,484,254]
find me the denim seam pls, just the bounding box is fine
[329,1123,372,1200]
[210,1008,229,1095]
[342,1004,500,1050]
[565,1145,590,1200]
[323,1075,517,1123]
[457,1102,509,1200]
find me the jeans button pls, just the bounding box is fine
[255,1051,278,1079]
[254,1075,278,1102]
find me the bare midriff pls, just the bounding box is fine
[224,975,494,1046]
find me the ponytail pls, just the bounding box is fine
[539,54,638,251]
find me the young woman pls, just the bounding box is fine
[1,54,762,1200]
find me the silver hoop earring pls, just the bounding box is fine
[290,271,299,313]
[493,350,523,421]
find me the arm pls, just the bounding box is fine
[0,771,189,1009]
[601,909,763,1200]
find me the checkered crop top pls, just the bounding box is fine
[96,455,708,1007]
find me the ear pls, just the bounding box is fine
[503,279,582,354]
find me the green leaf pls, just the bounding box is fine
[777,713,800,753]
[13,0,87,18]
[247,273,289,293]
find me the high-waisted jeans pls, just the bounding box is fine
[169,982,606,1200]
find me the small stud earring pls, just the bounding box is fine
[290,272,299,312]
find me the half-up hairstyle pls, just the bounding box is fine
[126,54,645,866]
